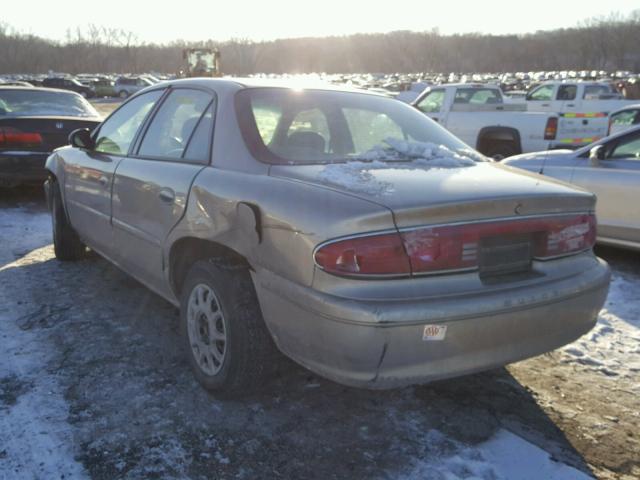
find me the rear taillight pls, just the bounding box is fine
[314,213,596,277]
[544,117,558,140]
[314,232,410,275]
[0,127,43,149]
[534,213,597,258]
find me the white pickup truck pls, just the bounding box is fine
[523,81,638,145]
[412,84,596,159]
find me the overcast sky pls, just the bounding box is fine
[3,1,638,43]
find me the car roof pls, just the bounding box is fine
[0,86,84,96]
[610,103,640,114]
[154,77,386,96]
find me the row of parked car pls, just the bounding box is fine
[3,70,640,100]
[0,74,164,99]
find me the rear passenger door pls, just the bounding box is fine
[111,87,215,294]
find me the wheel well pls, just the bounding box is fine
[476,127,522,154]
[169,238,250,297]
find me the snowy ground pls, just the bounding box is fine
[0,189,638,480]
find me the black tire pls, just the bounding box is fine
[180,259,280,395]
[51,180,86,261]
[483,142,520,161]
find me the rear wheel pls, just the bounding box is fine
[51,180,86,261]
[180,259,280,395]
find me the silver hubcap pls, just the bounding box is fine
[187,284,227,376]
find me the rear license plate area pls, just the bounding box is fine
[479,234,533,278]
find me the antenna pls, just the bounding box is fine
[539,145,549,175]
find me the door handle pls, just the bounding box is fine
[541,103,550,107]
[566,103,575,107]
[98,176,109,187]
[158,188,175,203]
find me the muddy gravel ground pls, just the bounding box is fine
[0,188,638,480]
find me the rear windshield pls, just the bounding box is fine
[235,88,483,165]
[0,89,99,117]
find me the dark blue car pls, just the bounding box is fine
[0,87,102,188]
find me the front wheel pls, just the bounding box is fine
[51,180,86,260]
[180,259,280,395]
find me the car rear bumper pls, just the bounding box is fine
[0,151,49,187]
[253,255,610,388]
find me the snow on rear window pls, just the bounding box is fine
[316,138,477,195]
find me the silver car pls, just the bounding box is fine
[504,125,640,251]
[44,79,610,394]
[114,76,155,98]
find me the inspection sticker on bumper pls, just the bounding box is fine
[422,324,447,341]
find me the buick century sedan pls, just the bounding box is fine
[45,79,610,394]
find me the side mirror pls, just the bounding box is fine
[589,145,605,166]
[69,128,94,150]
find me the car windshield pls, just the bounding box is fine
[0,89,99,117]
[236,87,484,165]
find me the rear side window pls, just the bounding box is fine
[138,89,212,160]
[94,90,162,155]
[557,85,577,101]
[183,106,214,162]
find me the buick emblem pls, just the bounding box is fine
[514,203,523,215]
[55,122,64,129]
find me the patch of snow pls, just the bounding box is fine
[560,271,640,381]
[0,207,88,479]
[317,160,396,196]
[317,139,476,195]
[397,429,592,480]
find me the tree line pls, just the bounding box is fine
[0,11,639,75]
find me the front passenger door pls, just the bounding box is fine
[63,89,164,254]
[111,87,215,294]
[571,131,640,244]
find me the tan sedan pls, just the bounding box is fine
[45,79,610,394]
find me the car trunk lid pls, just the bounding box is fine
[270,161,596,229]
